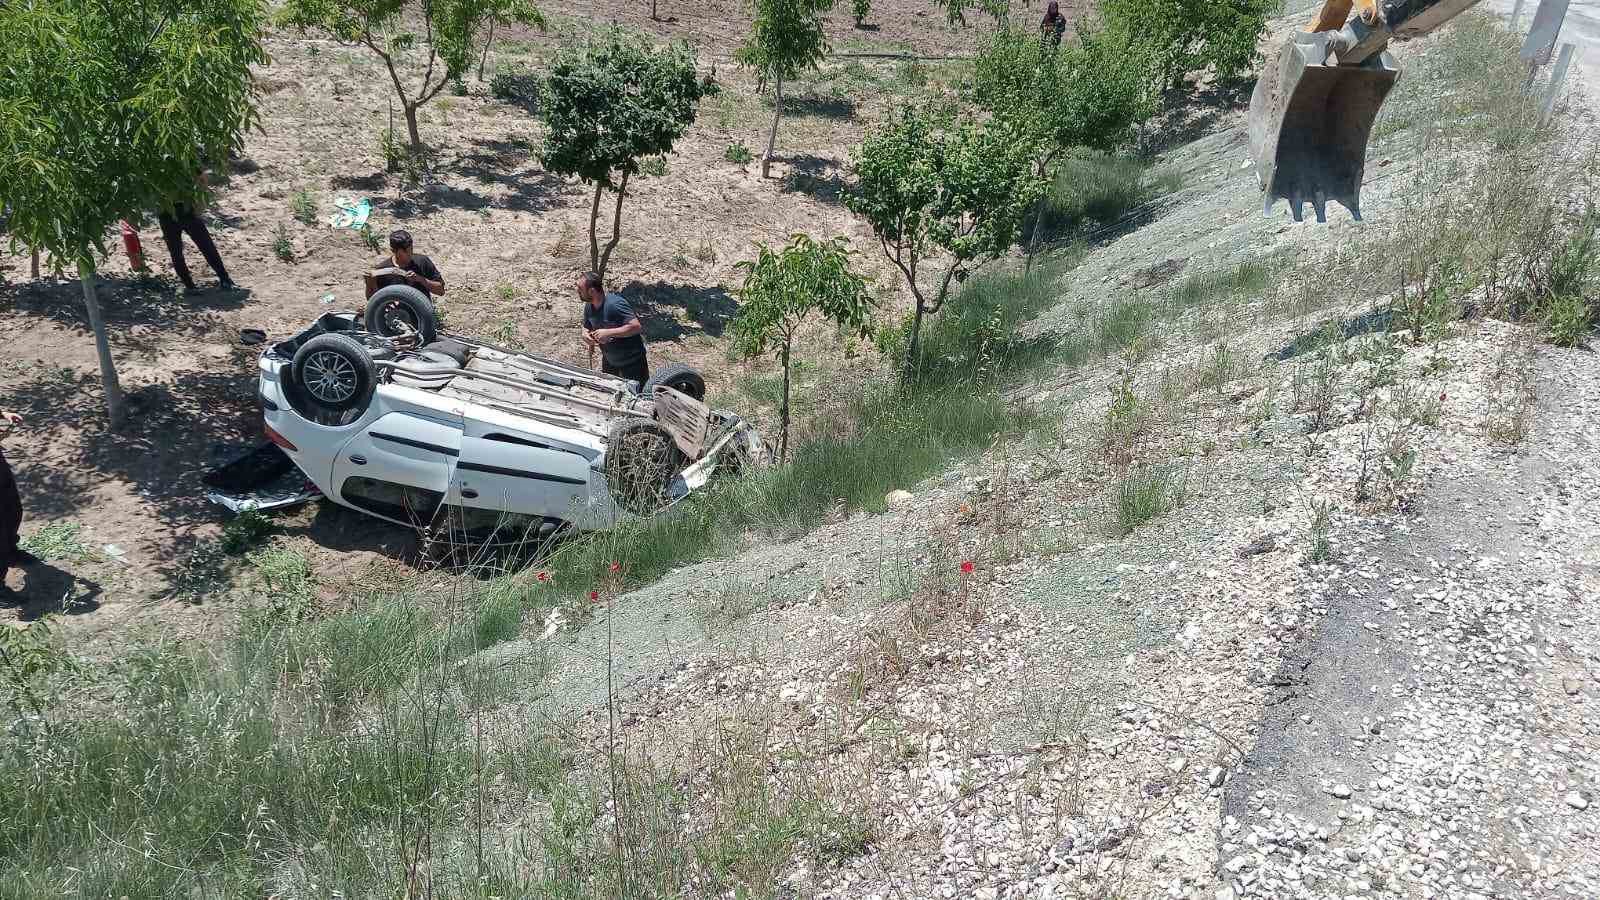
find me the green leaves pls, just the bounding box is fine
[538,30,711,189]
[846,105,1044,282]
[931,0,1010,28]
[845,104,1043,365]
[1100,0,1271,90]
[973,22,1154,159]
[737,0,833,84]
[0,0,269,265]
[277,0,545,148]
[732,234,872,359]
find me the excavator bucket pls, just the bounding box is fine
[1248,30,1400,223]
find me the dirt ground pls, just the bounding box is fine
[0,2,1092,645]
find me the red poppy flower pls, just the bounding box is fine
[609,561,621,573]
[536,571,550,582]
[589,590,600,602]
[960,560,975,575]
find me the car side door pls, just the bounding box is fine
[451,433,594,524]
[330,411,462,528]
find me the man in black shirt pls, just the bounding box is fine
[365,229,445,298]
[578,272,649,384]
[0,410,30,595]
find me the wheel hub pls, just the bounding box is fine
[304,350,357,402]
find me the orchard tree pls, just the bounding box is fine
[0,0,268,429]
[737,0,832,179]
[932,0,1008,27]
[733,235,872,458]
[1101,0,1270,91]
[540,31,714,279]
[974,21,1154,261]
[278,0,545,151]
[844,106,1043,368]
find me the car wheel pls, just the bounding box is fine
[643,363,706,402]
[364,285,439,345]
[604,418,688,516]
[290,333,376,415]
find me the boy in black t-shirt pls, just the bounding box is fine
[365,229,445,298]
[577,271,649,384]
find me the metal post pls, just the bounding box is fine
[1539,42,1577,123]
[1521,0,1571,67]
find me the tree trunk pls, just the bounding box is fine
[30,248,40,279]
[478,19,495,81]
[904,299,928,376]
[1025,156,1051,272]
[403,103,423,151]
[762,72,783,179]
[597,171,630,280]
[588,181,605,274]
[779,338,791,461]
[78,258,126,430]
[1025,196,1048,273]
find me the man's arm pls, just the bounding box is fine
[593,317,642,344]
[409,259,445,295]
[1,411,20,442]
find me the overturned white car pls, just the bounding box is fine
[212,285,770,540]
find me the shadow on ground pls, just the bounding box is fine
[1,274,250,352]
[2,560,104,621]
[4,361,262,554]
[777,92,856,119]
[1142,75,1255,157]
[780,154,849,206]
[619,279,739,341]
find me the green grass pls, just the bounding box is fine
[1030,154,1182,244]
[1168,259,1272,313]
[271,225,294,262]
[0,632,555,899]
[1109,465,1187,535]
[220,508,274,555]
[17,522,90,562]
[290,187,318,225]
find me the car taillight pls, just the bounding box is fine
[265,424,298,452]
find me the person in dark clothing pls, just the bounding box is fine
[365,229,445,298]
[577,272,649,385]
[158,172,236,293]
[1041,1,1066,48]
[0,410,30,595]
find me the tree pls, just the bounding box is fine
[733,235,872,459]
[973,21,1155,262]
[1100,0,1270,91]
[931,0,1008,27]
[278,0,545,151]
[0,0,268,429]
[844,106,1043,369]
[737,0,832,179]
[540,30,714,280]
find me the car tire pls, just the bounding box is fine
[290,333,377,416]
[643,363,706,402]
[364,285,439,345]
[604,418,688,516]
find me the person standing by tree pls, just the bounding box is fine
[158,170,237,294]
[1040,1,1067,48]
[577,271,649,384]
[0,411,31,596]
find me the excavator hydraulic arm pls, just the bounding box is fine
[1248,0,1485,222]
